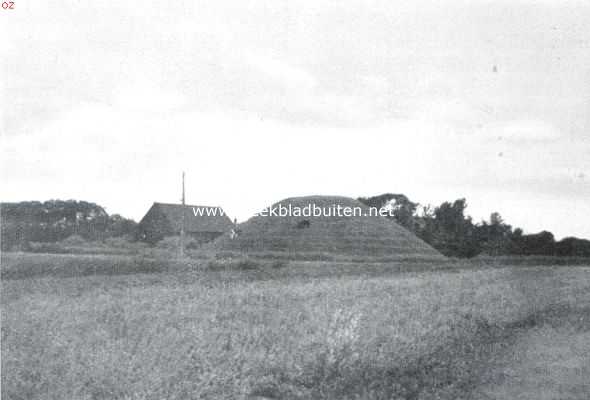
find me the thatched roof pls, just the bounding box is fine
[210,195,444,260]
[148,202,233,233]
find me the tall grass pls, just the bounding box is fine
[2,257,590,399]
[0,253,189,280]
[0,252,452,281]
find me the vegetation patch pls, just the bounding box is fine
[0,253,186,280]
[206,257,289,272]
[2,261,589,399]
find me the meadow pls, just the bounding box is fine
[2,252,590,399]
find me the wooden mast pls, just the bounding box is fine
[180,171,185,258]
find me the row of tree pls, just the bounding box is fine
[1,200,137,250]
[2,197,589,257]
[358,194,590,258]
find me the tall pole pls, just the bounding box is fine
[180,171,185,259]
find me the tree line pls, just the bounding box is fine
[358,193,590,258]
[2,197,589,257]
[1,200,137,250]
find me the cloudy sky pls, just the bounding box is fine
[2,0,589,238]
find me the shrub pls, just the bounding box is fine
[156,236,201,251]
[155,236,181,249]
[103,236,145,249]
[60,234,88,246]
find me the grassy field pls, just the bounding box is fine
[2,252,590,399]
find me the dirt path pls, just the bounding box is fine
[473,324,590,399]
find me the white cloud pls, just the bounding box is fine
[489,120,563,142]
[245,53,317,91]
[111,81,187,112]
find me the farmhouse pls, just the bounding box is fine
[138,202,234,244]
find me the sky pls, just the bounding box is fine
[1,0,589,239]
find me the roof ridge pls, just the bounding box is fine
[148,202,233,233]
[153,202,224,209]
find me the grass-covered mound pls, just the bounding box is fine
[211,195,444,260]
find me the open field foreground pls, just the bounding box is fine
[2,254,590,399]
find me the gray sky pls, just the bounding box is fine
[2,0,589,238]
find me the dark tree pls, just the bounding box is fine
[555,237,590,257]
[475,212,513,255]
[510,230,556,256]
[419,199,480,257]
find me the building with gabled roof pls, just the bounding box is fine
[138,202,233,244]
